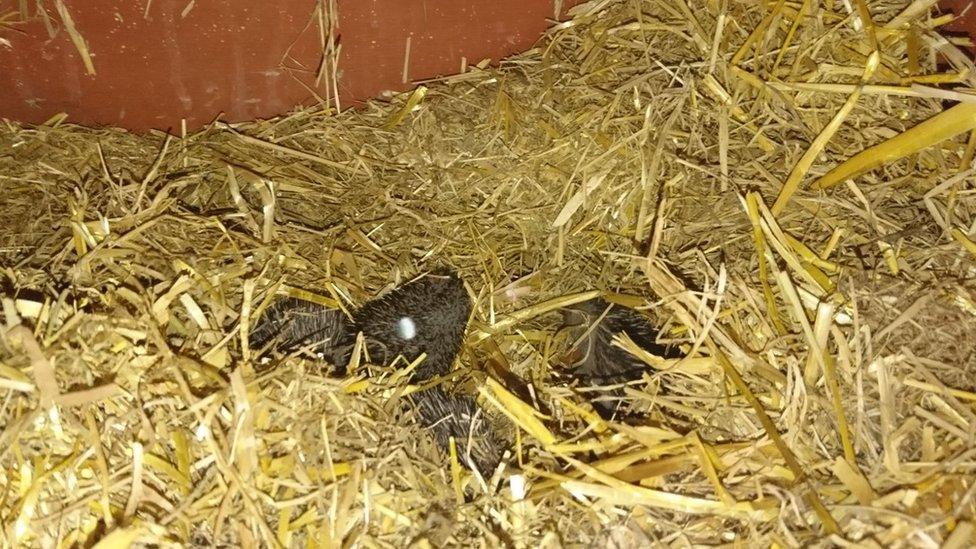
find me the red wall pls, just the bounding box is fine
[942,0,976,53]
[0,0,574,131]
[4,1,967,133]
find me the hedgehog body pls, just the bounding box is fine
[249,271,499,475]
[249,297,353,371]
[412,387,503,478]
[562,297,678,419]
[250,271,471,379]
[351,271,472,381]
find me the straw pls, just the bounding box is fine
[2,0,975,545]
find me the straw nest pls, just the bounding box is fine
[2,0,976,546]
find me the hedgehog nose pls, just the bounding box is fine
[396,316,417,340]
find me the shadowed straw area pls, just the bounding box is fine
[2,0,976,546]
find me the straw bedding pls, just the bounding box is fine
[2,0,976,546]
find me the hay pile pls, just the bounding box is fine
[3,0,976,546]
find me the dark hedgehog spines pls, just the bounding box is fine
[249,297,353,372]
[562,296,679,419]
[351,271,472,381]
[249,271,472,379]
[411,387,503,478]
[248,270,500,476]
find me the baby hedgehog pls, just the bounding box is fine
[249,271,471,380]
[351,270,472,382]
[249,297,352,372]
[562,297,679,419]
[250,270,502,475]
[411,387,504,478]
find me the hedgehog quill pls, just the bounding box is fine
[250,270,471,378]
[351,269,472,381]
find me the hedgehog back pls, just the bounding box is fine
[352,272,472,381]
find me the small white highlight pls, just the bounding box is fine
[195,422,210,441]
[509,474,526,501]
[396,316,417,340]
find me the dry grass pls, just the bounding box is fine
[2,0,976,546]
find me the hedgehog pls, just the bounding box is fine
[561,297,680,419]
[350,269,472,382]
[249,270,471,380]
[248,297,353,372]
[411,387,504,479]
[249,270,502,475]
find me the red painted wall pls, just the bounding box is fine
[942,0,976,53]
[0,0,574,132]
